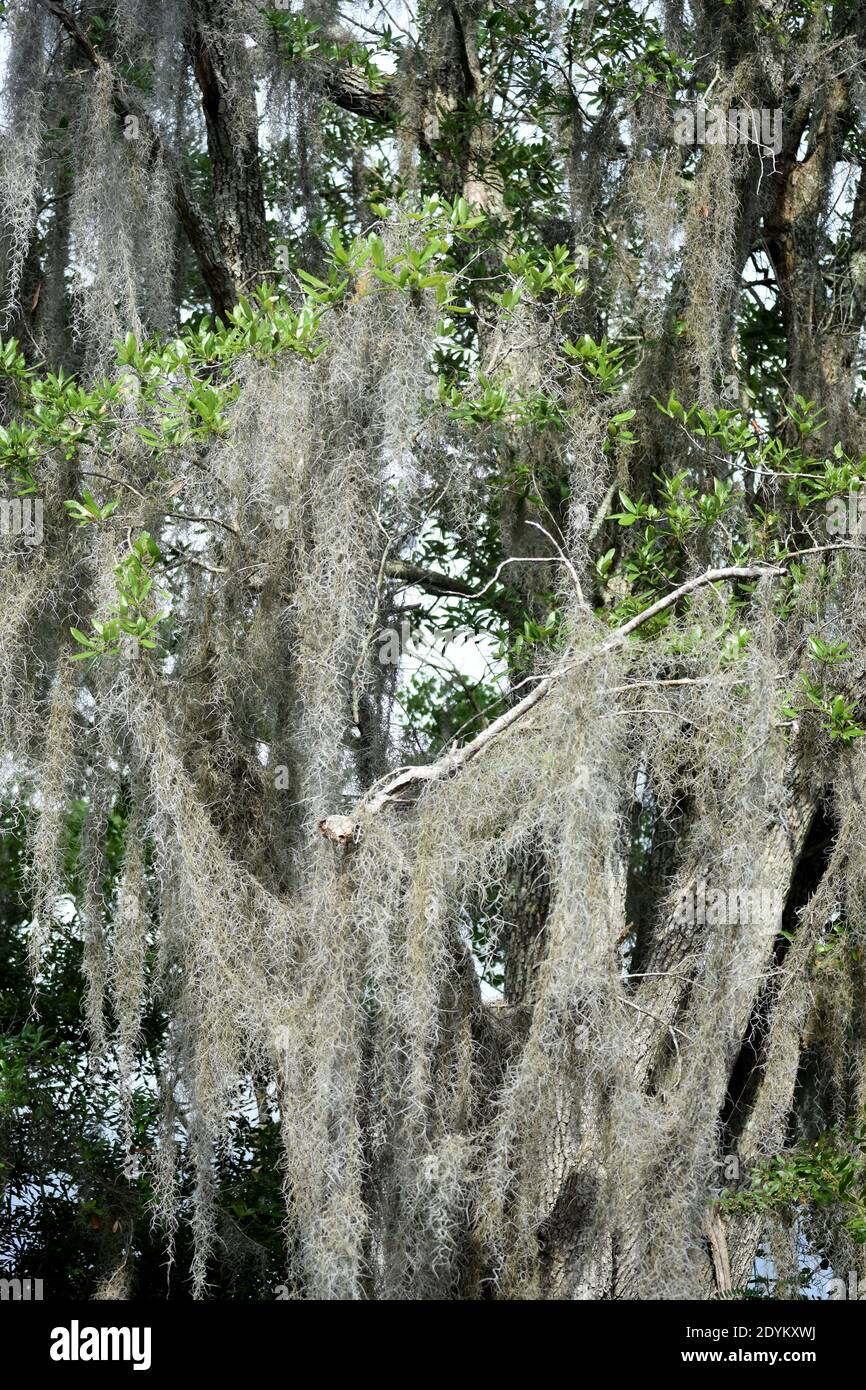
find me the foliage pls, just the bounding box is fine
[1,0,866,1305]
[721,1110,866,1245]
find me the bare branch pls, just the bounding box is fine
[385,560,478,597]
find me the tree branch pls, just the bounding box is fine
[319,564,783,839]
[385,560,478,597]
[36,0,237,317]
[186,0,270,310]
[319,65,396,121]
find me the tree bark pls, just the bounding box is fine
[186,0,270,316]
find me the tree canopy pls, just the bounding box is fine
[2,0,866,1301]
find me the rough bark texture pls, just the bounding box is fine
[186,1,270,314]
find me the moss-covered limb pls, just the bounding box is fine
[185,0,270,306]
[333,562,783,828]
[33,0,99,67]
[763,55,859,441]
[34,0,237,318]
[6,0,866,1303]
[612,768,821,1298]
[715,758,866,1285]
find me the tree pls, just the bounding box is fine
[1,0,866,1300]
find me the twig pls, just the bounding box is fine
[163,553,228,577]
[782,542,866,559]
[617,995,694,1043]
[525,519,591,611]
[79,470,147,501]
[611,678,709,691]
[167,511,239,537]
